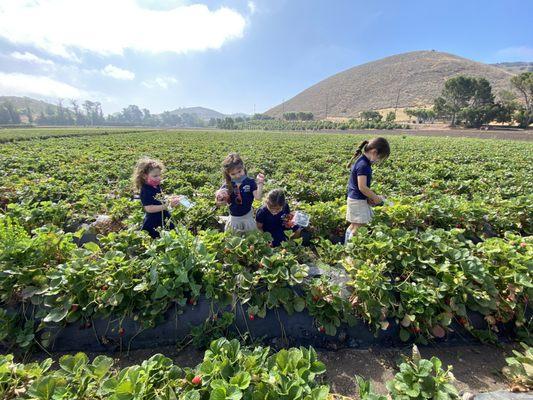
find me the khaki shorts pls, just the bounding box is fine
[225,210,258,233]
[346,198,374,224]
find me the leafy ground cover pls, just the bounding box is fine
[0,130,531,353]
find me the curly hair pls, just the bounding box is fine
[132,157,165,192]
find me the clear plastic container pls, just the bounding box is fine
[179,196,194,209]
[292,211,310,227]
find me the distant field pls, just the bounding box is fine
[0,126,159,142]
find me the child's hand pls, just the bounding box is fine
[256,173,265,185]
[169,195,182,208]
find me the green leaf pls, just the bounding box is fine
[43,307,69,323]
[399,328,411,342]
[293,296,305,312]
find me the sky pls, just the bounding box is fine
[0,0,532,115]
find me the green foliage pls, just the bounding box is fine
[0,339,329,400]
[386,346,459,399]
[502,342,533,391]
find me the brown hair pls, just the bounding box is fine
[346,137,390,169]
[132,157,165,191]
[265,189,286,208]
[222,153,246,195]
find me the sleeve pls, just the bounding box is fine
[255,207,266,224]
[355,161,371,177]
[250,179,258,192]
[140,186,161,206]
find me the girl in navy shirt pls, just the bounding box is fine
[215,153,264,233]
[133,157,182,238]
[345,137,390,243]
[256,189,302,247]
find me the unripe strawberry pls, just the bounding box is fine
[520,242,527,248]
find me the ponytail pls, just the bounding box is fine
[346,140,368,169]
[346,137,390,169]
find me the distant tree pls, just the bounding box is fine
[1,101,21,124]
[359,110,382,122]
[494,90,518,124]
[434,76,495,128]
[385,111,396,122]
[510,72,533,129]
[217,117,235,129]
[253,113,274,120]
[405,108,435,123]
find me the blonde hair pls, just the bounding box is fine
[132,157,165,191]
[221,153,246,195]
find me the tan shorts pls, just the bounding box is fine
[346,198,374,224]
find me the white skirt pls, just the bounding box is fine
[346,197,374,224]
[225,210,258,233]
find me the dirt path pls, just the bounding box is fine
[20,342,514,398]
[323,128,533,141]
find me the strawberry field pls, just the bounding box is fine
[0,129,532,386]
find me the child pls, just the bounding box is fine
[256,189,303,247]
[132,157,181,238]
[345,137,390,243]
[215,153,264,233]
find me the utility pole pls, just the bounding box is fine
[325,94,329,120]
[282,98,285,117]
[394,87,401,114]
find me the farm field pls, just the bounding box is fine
[0,128,532,398]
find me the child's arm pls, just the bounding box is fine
[357,175,382,204]
[256,221,264,231]
[253,173,265,200]
[144,204,168,213]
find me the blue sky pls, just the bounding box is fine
[0,0,531,114]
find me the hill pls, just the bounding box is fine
[0,96,58,115]
[266,51,517,119]
[167,106,225,120]
[492,62,533,74]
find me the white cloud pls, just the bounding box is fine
[495,46,533,60]
[0,72,88,99]
[142,76,178,89]
[101,64,135,80]
[247,1,256,14]
[10,51,55,65]
[0,0,247,59]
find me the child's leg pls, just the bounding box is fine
[345,223,364,243]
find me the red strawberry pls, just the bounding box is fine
[188,298,197,305]
[520,242,527,248]
[318,326,325,333]
[70,304,79,312]
[101,285,108,291]
[192,376,202,385]
[312,295,319,303]
[118,327,125,336]
[249,314,255,321]
[458,317,468,326]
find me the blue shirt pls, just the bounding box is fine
[222,177,257,216]
[140,184,174,238]
[256,204,299,247]
[347,155,372,200]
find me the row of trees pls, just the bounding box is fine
[0,100,209,127]
[282,112,314,121]
[429,72,532,128]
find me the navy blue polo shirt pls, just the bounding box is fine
[256,204,299,247]
[222,177,257,216]
[347,155,372,200]
[140,184,174,238]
